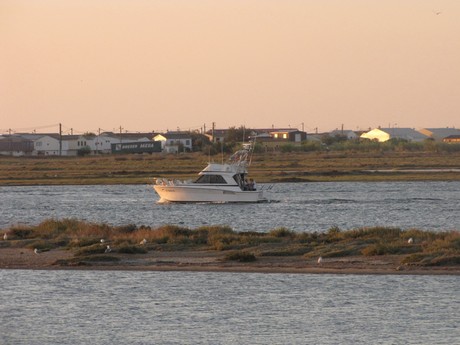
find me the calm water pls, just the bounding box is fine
[0,270,459,345]
[1,181,459,232]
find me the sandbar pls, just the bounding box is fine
[1,247,458,275]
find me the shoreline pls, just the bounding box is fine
[1,248,458,276]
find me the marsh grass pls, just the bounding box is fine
[2,219,459,266]
[1,150,460,186]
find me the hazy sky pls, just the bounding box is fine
[1,0,459,134]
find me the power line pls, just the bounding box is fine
[1,123,60,134]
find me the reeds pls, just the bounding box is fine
[2,219,459,267]
[1,149,460,185]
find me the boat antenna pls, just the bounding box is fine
[221,141,224,164]
[248,137,256,166]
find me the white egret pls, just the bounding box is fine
[317,256,323,265]
[408,238,414,244]
[105,245,112,253]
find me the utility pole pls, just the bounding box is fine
[59,123,62,156]
[301,122,304,132]
[119,126,123,143]
[212,122,215,143]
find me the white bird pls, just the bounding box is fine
[34,248,40,254]
[3,233,8,240]
[408,238,414,244]
[105,245,111,253]
[100,239,105,243]
[140,238,147,245]
[317,256,323,265]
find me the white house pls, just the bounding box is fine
[330,130,358,140]
[31,135,61,155]
[154,132,193,153]
[360,128,429,142]
[60,135,97,156]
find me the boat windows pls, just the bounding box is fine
[194,174,227,184]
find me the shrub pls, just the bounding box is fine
[362,243,395,256]
[430,255,460,266]
[68,238,101,248]
[117,243,148,254]
[8,227,34,239]
[26,240,53,251]
[326,226,343,242]
[224,251,256,262]
[345,227,401,240]
[114,224,138,233]
[401,253,458,266]
[75,244,108,256]
[269,227,295,238]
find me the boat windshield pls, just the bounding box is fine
[194,174,227,184]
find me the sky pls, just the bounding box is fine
[1,0,459,135]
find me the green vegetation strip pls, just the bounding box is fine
[1,219,459,267]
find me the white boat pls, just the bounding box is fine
[153,143,267,203]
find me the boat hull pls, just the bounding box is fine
[153,185,266,203]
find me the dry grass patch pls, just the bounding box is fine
[1,219,459,267]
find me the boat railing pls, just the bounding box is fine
[228,146,252,168]
[155,178,188,186]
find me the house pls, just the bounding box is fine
[0,135,34,156]
[254,128,307,143]
[330,130,358,140]
[14,133,91,156]
[360,128,429,142]
[61,135,96,156]
[205,129,227,143]
[154,132,193,153]
[270,129,305,142]
[418,128,460,142]
[443,135,460,143]
[30,135,61,155]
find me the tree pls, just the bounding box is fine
[224,126,252,143]
[77,146,91,156]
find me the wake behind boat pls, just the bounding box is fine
[153,143,267,203]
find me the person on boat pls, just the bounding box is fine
[243,178,249,191]
[248,178,256,191]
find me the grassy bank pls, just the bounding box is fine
[1,151,460,185]
[1,219,459,268]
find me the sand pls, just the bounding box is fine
[1,247,458,275]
